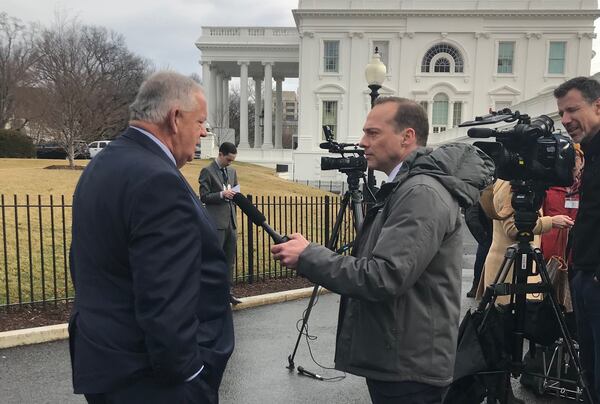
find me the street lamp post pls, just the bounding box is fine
[364,47,387,203]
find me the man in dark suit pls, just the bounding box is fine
[69,71,234,404]
[199,142,240,304]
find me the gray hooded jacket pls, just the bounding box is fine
[297,143,494,385]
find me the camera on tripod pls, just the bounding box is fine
[460,109,575,188]
[319,126,367,173]
[447,109,593,404]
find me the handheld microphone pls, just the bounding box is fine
[297,366,324,381]
[232,193,289,244]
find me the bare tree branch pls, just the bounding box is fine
[0,13,39,128]
[31,16,150,166]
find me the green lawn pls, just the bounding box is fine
[0,158,349,306]
[0,158,331,199]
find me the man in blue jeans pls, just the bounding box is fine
[555,76,600,404]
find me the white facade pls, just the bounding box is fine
[197,0,600,181]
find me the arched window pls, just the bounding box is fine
[421,43,464,73]
[432,93,449,133]
[434,58,450,73]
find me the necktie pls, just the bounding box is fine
[221,167,229,184]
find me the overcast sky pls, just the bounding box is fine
[3,0,600,87]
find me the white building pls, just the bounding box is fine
[196,0,600,182]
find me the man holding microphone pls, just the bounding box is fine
[272,97,494,404]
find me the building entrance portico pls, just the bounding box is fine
[196,1,599,183]
[196,27,299,167]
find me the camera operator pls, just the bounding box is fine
[271,97,494,404]
[555,76,600,404]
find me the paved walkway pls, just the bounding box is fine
[0,228,573,403]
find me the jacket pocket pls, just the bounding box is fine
[348,301,397,374]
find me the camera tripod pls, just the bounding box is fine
[286,168,369,373]
[476,181,593,404]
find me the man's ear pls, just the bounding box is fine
[593,98,600,116]
[167,108,179,133]
[403,128,417,145]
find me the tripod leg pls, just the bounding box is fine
[286,189,362,370]
[478,247,516,313]
[287,283,320,370]
[480,246,533,404]
[532,248,595,404]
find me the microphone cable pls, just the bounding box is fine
[233,193,346,382]
[294,290,346,382]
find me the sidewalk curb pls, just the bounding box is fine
[0,286,329,350]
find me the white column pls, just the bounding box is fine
[209,65,218,126]
[223,77,230,128]
[215,73,223,127]
[262,62,273,150]
[275,77,283,149]
[427,101,433,131]
[253,78,262,148]
[201,61,211,120]
[448,101,454,129]
[238,61,250,148]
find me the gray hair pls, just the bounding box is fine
[129,71,204,123]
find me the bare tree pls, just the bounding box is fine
[189,72,201,83]
[31,16,149,167]
[0,13,38,129]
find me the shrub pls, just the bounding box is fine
[0,129,36,158]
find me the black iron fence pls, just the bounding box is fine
[0,194,355,308]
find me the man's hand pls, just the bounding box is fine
[270,233,309,269]
[222,189,237,200]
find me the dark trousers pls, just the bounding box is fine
[572,271,600,404]
[217,224,237,284]
[83,372,218,404]
[366,379,447,404]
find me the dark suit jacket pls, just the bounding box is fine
[69,127,234,394]
[199,160,238,230]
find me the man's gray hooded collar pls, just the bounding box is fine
[382,143,494,209]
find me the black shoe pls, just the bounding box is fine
[466,284,477,298]
[230,294,242,305]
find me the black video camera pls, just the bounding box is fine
[319,126,367,173]
[460,109,575,187]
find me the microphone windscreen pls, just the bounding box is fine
[467,127,496,138]
[232,193,266,225]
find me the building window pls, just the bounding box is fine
[432,93,449,133]
[372,41,389,68]
[452,102,463,127]
[495,101,512,112]
[497,41,514,74]
[322,101,338,139]
[434,58,451,73]
[548,41,566,74]
[323,40,339,73]
[421,43,464,73]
